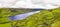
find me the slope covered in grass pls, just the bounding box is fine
[0,8,60,27]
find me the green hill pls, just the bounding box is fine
[0,8,60,27]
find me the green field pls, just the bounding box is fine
[0,8,60,27]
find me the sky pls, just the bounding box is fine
[0,0,60,9]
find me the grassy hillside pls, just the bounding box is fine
[0,8,60,27]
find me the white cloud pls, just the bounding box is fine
[0,0,60,9]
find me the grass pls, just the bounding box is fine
[0,8,60,27]
[0,23,11,27]
[51,21,60,27]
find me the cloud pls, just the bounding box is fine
[0,0,60,9]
